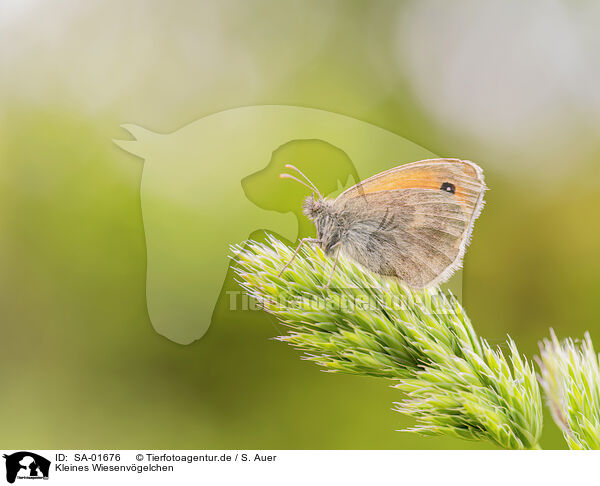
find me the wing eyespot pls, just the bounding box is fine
[440,182,455,194]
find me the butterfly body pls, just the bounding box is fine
[285,158,487,288]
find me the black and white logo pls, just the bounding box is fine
[2,452,50,483]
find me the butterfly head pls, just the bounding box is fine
[301,195,323,218]
[280,164,341,251]
[303,195,342,254]
[279,163,326,216]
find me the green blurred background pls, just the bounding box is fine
[1,0,600,450]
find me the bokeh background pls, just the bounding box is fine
[1,0,600,450]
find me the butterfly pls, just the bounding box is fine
[279,158,487,288]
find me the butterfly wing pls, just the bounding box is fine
[333,159,486,287]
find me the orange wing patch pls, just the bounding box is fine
[338,159,485,215]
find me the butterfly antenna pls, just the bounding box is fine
[279,173,320,195]
[284,164,323,199]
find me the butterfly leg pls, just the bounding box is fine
[324,244,342,289]
[277,237,319,277]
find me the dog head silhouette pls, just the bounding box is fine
[3,452,50,484]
